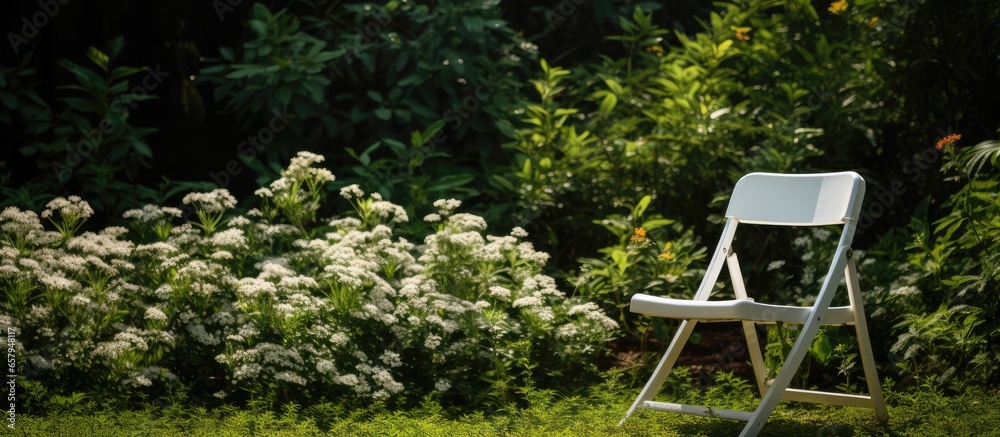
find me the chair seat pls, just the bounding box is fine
[630,294,856,325]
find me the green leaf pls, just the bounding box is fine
[132,141,153,158]
[603,78,624,95]
[491,174,515,191]
[640,218,674,231]
[374,108,392,120]
[87,46,110,72]
[383,138,408,156]
[393,109,411,123]
[598,93,617,116]
[61,97,102,114]
[633,195,652,218]
[428,174,474,192]
[611,250,628,275]
[810,333,832,364]
[464,16,484,33]
[110,66,148,83]
[276,87,292,106]
[0,91,17,110]
[397,74,423,87]
[716,39,733,56]
[60,59,105,91]
[224,67,258,79]
[108,36,125,58]
[413,119,446,146]
[367,90,383,103]
[249,19,268,36]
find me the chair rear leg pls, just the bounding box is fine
[845,260,888,422]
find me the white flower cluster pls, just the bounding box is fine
[285,151,335,184]
[41,196,94,220]
[370,200,409,224]
[182,189,238,214]
[207,228,248,251]
[122,205,183,224]
[339,184,365,200]
[0,207,43,238]
[66,230,135,259]
[0,153,617,408]
[433,198,462,216]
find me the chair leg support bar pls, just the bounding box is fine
[642,401,755,422]
[619,318,699,425]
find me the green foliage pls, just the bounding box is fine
[882,132,1000,390]
[200,4,340,131]
[572,195,706,343]
[499,0,900,274]
[762,324,839,389]
[957,137,1000,178]
[16,385,1000,436]
[2,0,1000,413]
[2,37,159,218]
[0,53,46,128]
[891,305,990,388]
[199,0,535,220]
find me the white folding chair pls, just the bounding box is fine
[619,172,888,436]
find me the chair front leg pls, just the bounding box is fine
[739,246,851,437]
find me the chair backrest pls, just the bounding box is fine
[726,172,865,227]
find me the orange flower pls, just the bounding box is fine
[936,133,962,150]
[731,26,751,41]
[630,227,648,243]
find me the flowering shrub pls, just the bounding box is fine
[572,195,706,347]
[0,152,616,411]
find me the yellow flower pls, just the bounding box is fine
[659,242,674,260]
[829,0,848,14]
[630,227,648,243]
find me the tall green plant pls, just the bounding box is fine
[888,133,1000,390]
[4,37,160,217]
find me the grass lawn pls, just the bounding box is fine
[9,384,1000,436]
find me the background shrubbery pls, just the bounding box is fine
[2,0,1000,416]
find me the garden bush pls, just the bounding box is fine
[3,0,1000,419]
[1,37,164,218]
[198,0,537,224]
[868,134,1000,390]
[0,152,617,413]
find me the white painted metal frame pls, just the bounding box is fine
[619,172,888,437]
